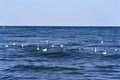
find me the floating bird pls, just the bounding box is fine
[4,44,8,48]
[51,44,54,48]
[45,40,48,44]
[36,47,40,51]
[101,41,104,44]
[21,44,24,47]
[93,47,97,53]
[78,48,82,51]
[42,48,47,52]
[12,43,16,45]
[114,48,117,52]
[60,44,64,48]
[102,51,107,55]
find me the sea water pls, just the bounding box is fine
[0,26,120,80]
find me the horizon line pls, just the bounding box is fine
[0,25,120,27]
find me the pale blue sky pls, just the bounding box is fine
[0,0,120,26]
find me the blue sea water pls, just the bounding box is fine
[0,26,120,80]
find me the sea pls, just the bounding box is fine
[0,26,120,80]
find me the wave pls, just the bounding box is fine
[6,64,79,72]
[87,44,120,48]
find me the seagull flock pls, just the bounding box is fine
[3,40,118,55]
[3,40,65,53]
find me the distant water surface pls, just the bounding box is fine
[0,26,120,80]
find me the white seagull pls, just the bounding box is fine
[21,44,24,48]
[60,44,64,48]
[114,48,117,52]
[78,48,82,51]
[101,41,104,44]
[45,40,48,44]
[42,48,47,52]
[4,44,9,48]
[12,43,16,45]
[93,47,97,53]
[51,44,54,48]
[36,47,40,51]
[102,51,107,55]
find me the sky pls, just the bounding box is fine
[0,0,120,26]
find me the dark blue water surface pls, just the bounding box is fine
[0,26,120,80]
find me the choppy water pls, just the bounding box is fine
[0,26,120,80]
